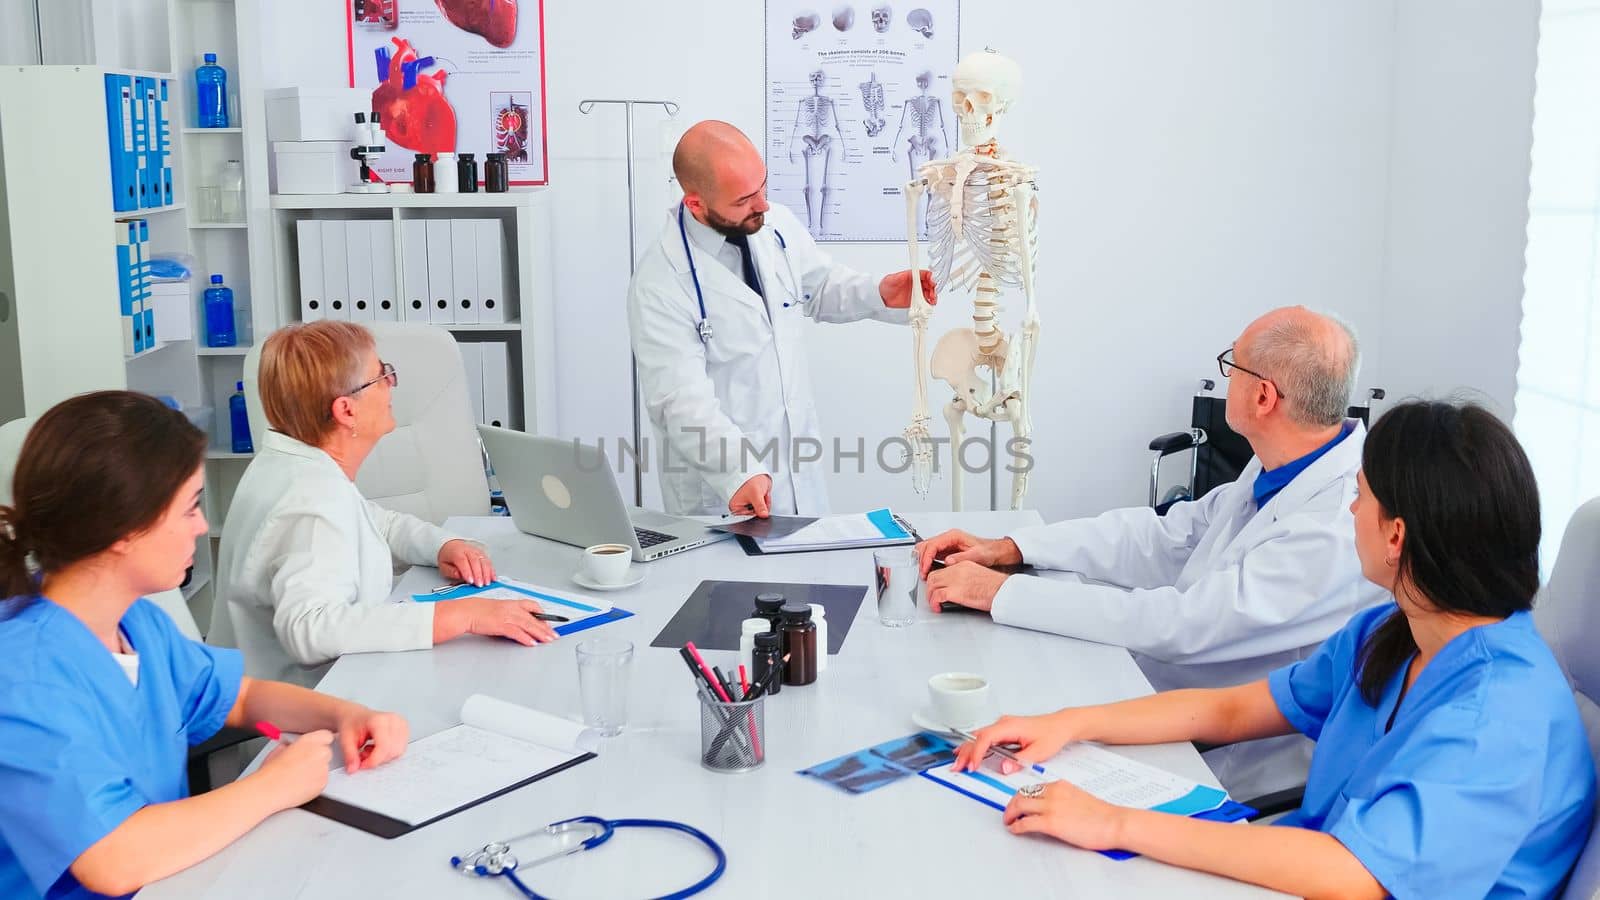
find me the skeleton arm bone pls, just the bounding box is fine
[891,101,911,161]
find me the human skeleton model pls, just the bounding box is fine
[788,69,847,238]
[891,71,949,232]
[902,50,1040,511]
[860,72,885,138]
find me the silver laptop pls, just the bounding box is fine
[477,425,733,562]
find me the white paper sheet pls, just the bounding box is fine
[318,694,595,826]
[923,742,1228,815]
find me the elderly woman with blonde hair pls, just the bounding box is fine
[214,321,556,687]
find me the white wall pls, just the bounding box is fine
[251,1,1537,521]
[0,0,39,65]
[1378,0,1540,417]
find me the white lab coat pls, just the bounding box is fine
[991,420,1388,799]
[210,431,459,687]
[627,201,906,517]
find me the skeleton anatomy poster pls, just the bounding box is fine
[346,0,548,185]
[765,1,960,242]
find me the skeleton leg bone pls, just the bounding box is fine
[902,177,935,495]
[944,396,968,512]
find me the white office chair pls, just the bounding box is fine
[241,321,490,525]
[1534,496,1600,900]
[0,416,202,640]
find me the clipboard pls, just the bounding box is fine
[415,578,634,636]
[303,752,596,839]
[736,510,921,556]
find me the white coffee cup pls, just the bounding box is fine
[579,543,633,585]
[927,672,992,730]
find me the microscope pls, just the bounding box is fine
[348,111,389,194]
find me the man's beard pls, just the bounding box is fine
[705,207,764,238]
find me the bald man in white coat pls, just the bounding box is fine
[918,307,1389,801]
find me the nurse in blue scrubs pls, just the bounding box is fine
[954,400,1596,899]
[0,392,411,900]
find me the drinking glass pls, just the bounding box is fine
[576,637,633,736]
[873,548,918,627]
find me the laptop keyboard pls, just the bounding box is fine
[635,526,676,548]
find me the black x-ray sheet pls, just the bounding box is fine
[650,580,867,653]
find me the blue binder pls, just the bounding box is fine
[132,76,152,209]
[136,221,152,349]
[114,221,138,354]
[103,75,138,212]
[155,78,174,206]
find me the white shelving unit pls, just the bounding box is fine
[0,0,269,633]
[265,188,558,435]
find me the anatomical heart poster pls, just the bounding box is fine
[347,0,548,184]
[766,0,959,242]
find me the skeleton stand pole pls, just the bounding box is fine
[578,98,680,505]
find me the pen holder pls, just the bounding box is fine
[698,693,766,773]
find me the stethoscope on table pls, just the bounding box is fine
[451,815,726,899]
[678,202,803,346]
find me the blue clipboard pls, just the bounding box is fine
[917,769,1256,861]
[413,580,634,637]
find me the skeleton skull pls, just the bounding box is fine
[871,4,892,32]
[951,50,1022,149]
[906,7,933,38]
[833,6,854,30]
[792,11,821,39]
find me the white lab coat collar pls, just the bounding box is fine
[1244,418,1367,522]
[260,430,343,470]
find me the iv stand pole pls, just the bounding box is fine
[578,98,680,506]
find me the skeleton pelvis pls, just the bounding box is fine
[931,328,1008,406]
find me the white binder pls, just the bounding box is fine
[458,341,485,423]
[321,220,350,321]
[372,220,399,322]
[400,220,429,322]
[451,219,480,324]
[346,221,375,322]
[475,219,507,323]
[425,219,454,325]
[296,220,325,322]
[481,341,511,429]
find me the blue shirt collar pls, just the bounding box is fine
[1252,420,1356,508]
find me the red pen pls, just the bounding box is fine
[254,720,293,744]
[738,664,751,700]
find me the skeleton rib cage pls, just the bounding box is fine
[922,162,1040,295]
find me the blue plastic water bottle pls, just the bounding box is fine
[203,274,236,347]
[195,52,229,127]
[230,382,253,454]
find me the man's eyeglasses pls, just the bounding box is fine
[348,361,398,396]
[1216,348,1287,399]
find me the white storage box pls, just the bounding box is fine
[265,87,368,142]
[148,281,193,342]
[272,141,351,195]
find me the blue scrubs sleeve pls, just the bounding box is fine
[1268,605,1384,740]
[0,684,149,896]
[166,628,244,746]
[1323,716,1546,900]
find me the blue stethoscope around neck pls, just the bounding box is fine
[678,202,800,345]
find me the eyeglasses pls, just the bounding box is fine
[348,361,397,396]
[1216,348,1287,400]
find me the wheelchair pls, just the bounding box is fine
[1148,381,1385,514]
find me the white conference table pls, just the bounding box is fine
[143,511,1284,899]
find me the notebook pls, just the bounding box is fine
[921,742,1255,860]
[738,508,916,555]
[412,576,634,636]
[305,694,598,838]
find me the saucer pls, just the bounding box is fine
[912,706,991,736]
[572,570,645,592]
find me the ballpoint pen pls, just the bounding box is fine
[949,727,1052,778]
[533,613,570,623]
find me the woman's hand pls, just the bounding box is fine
[953,711,1081,774]
[256,730,335,808]
[437,597,558,647]
[330,706,410,773]
[438,539,495,587]
[1003,780,1127,852]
